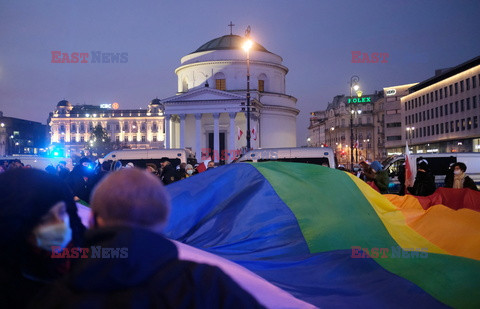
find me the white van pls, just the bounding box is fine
[235,147,337,168]
[0,155,73,171]
[382,152,480,193]
[102,149,197,170]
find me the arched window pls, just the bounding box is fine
[182,78,188,92]
[214,72,226,90]
[258,73,268,92]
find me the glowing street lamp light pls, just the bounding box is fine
[349,75,360,171]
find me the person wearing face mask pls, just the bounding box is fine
[185,164,195,177]
[407,159,436,196]
[444,162,478,191]
[0,168,85,308]
[35,168,264,308]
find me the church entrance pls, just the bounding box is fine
[208,132,225,163]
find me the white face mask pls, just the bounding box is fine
[187,169,194,175]
[34,216,72,251]
[454,170,462,175]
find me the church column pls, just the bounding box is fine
[179,114,186,149]
[165,114,171,149]
[213,113,220,163]
[228,112,236,162]
[195,113,202,163]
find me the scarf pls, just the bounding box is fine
[453,172,466,189]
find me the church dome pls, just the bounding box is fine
[192,35,270,54]
[57,99,71,108]
[150,98,161,105]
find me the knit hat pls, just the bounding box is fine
[370,161,383,172]
[417,159,428,171]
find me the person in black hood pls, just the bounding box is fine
[35,168,264,308]
[159,157,176,185]
[0,168,85,308]
[65,157,95,203]
[407,159,436,196]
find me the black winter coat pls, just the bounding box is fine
[408,170,436,196]
[33,226,264,309]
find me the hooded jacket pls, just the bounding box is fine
[34,226,264,308]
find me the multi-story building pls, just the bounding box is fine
[308,92,384,166]
[48,99,165,157]
[382,83,418,156]
[402,55,480,153]
[0,111,49,156]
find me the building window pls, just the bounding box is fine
[153,136,157,142]
[444,86,448,98]
[435,107,439,118]
[444,104,448,115]
[455,101,459,113]
[133,136,137,142]
[474,116,478,129]
[461,119,465,131]
[455,83,458,94]
[449,84,453,95]
[455,120,459,131]
[474,96,477,109]
[450,102,453,114]
[421,95,425,105]
[460,80,464,92]
[116,136,120,142]
[440,123,444,134]
[473,76,477,88]
[436,124,439,135]
[440,106,443,117]
[258,80,265,92]
[60,125,65,133]
[416,113,419,122]
[80,136,84,142]
[431,109,434,119]
[461,99,464,112]
[427,95,429,104]
[215,79,226,90]
[450,121,454,132]
[141,123,146,132]
[467,117,472,130]
[80,124,85,132]
[124,136,128,142]
[430,92,434,102]
[435,90,438,101]
[141,136,146,142]
[439,89,443,100]
[116,124,120,131]
[466,78,470,90]
[427,126,430,136]
[445,122,449,133]
[466,98,470,110]
[386,136,402,141]
[422,127,426,137]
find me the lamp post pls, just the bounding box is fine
[329,126,334,147]
[243,28,253,152]
[349,75,360,171]
[406,126,415,147]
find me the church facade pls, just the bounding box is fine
[162,34,299,162]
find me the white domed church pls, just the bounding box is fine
[162,31,299,162]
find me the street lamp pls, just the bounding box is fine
[243,28,253,152]
[349,75,360,171]
[329,127,335,147]
[406,126,415,146]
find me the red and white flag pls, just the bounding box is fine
[405,142,415,188]
[237,127,243,140]
[251,128,257,141]
[354,140,359,148]
[196,157,211,173]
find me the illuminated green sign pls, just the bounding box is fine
[348,97,372,103]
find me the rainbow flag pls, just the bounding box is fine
[163,162,480,308]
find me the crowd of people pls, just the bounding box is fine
[345,159,478,196]
[0,165,263,308]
